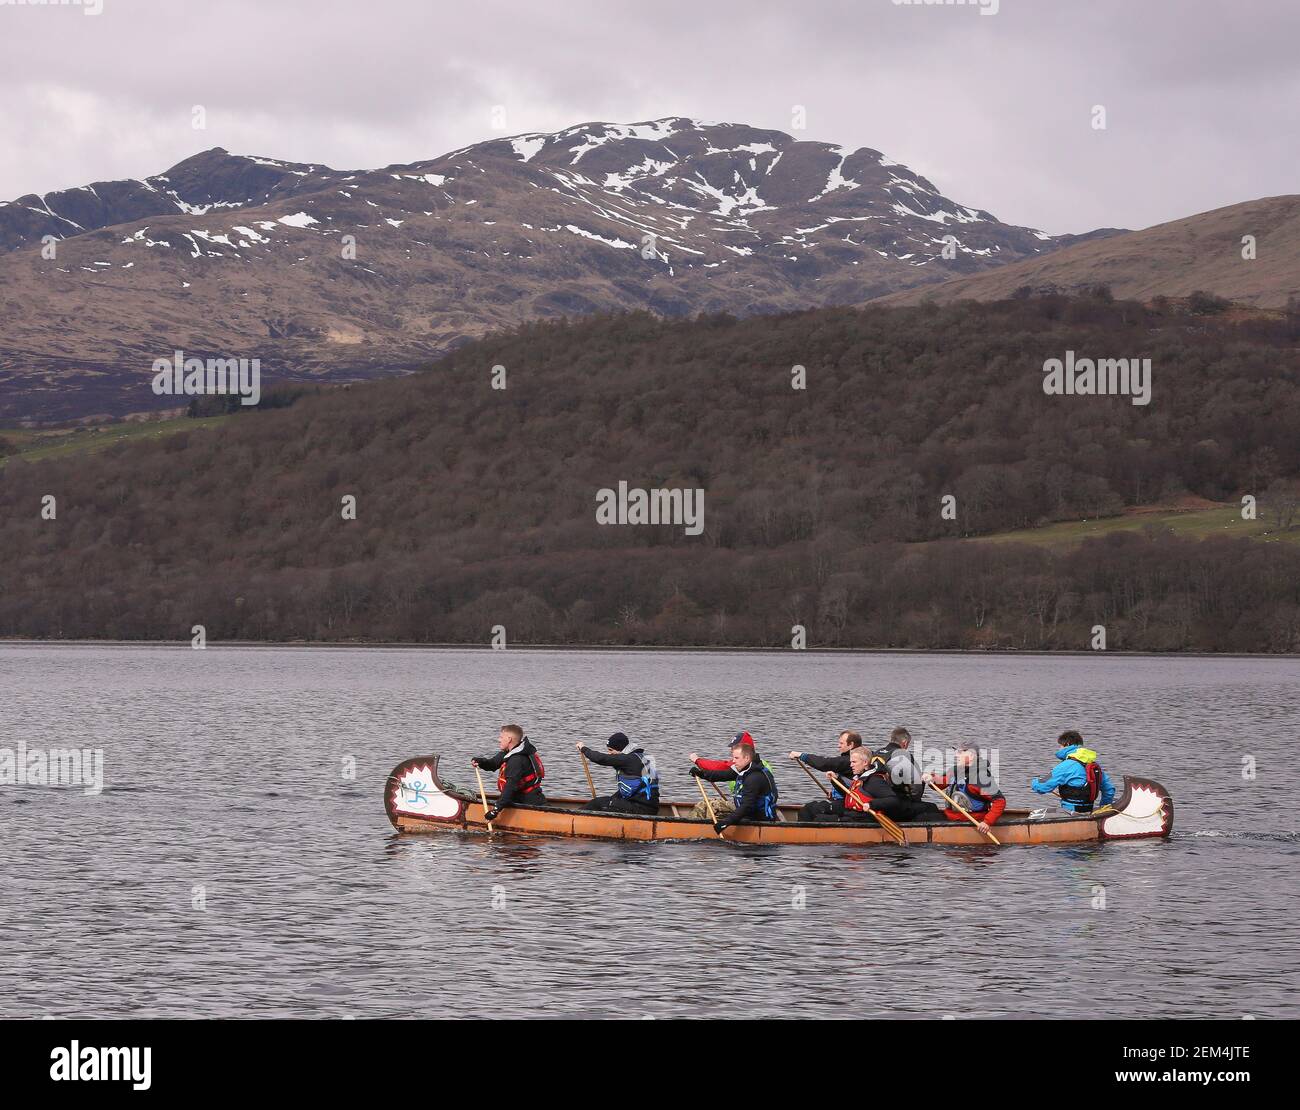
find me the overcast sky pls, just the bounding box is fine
[1,0,1294,234]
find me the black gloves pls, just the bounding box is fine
[688,765,702,777]
[484,807,501,821]
[713,821,727,835]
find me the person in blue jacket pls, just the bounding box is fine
[1030,730,1116,813]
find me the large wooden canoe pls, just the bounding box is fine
[384,754,1174,846]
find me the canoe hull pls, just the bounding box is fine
[385,754,1173,847]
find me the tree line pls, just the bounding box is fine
[1,294,1298,650]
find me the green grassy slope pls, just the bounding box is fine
[970,505,1300,548]
[0,415,233,468]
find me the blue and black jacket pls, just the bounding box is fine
[1031,745,1116,812]
[694,760,779,826]
[579,745,660,806]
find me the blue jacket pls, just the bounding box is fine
[1030,746,1116,811]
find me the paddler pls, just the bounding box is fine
[687,731,776,819]
[875,726,926,804]
[788,730,863,821]
[470,724,546,820]
[1030,731,1116,814]
[826,744,926,823]
[922,740,1005,833]
[575,732,660,814]
[688,732,779,833]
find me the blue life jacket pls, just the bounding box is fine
[731,758,776,798]
[739,762,779,820]
[947,772,990,814]
[616,747,659,803]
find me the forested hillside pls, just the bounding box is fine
[2,294,1299,650]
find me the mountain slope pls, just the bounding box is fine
[877,196,1300,309]
[0,118,1103,422]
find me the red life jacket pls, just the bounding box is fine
[1060,753,1102,807]
[497,745,545,796]
[843,773,874,811]
[1082,760,1101,802]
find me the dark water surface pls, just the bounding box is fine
[2,644,1297,1019]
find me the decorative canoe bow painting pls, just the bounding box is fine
[1098,777,1174,840]
[388,755,467,824]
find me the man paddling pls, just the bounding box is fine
[687,732,776,819]
[923,740,1005,833]
[1030,731,1116,814]
[876,726,926,804]
[471,724,546,820]
[788,730,863,821]
[689,732,779,833]
[576,732,660,814]
[824,745,926,824]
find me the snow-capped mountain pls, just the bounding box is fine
[0,149,347,253]
[0,118,1115,422]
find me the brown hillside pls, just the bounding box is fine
[877,196,1300,309]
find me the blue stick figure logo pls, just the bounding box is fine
[401,780,430,807]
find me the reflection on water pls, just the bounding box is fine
[1,644,1297,1018]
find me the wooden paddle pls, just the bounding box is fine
[579,748,597,800]
[795,757,834,800]
[927,781,1001,845]
[693,774,725,838]
[826,773,907,845]
[473,764,495,834]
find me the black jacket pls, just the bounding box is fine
[800,752,853,776]
[695,761,778,826]
[475,739,546,809]
[876,742,925,802]
[578,746,644,775]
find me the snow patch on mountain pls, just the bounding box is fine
[510,136,547,163]
[564,224,637,250]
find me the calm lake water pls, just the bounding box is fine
[1,643,1297,1019]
